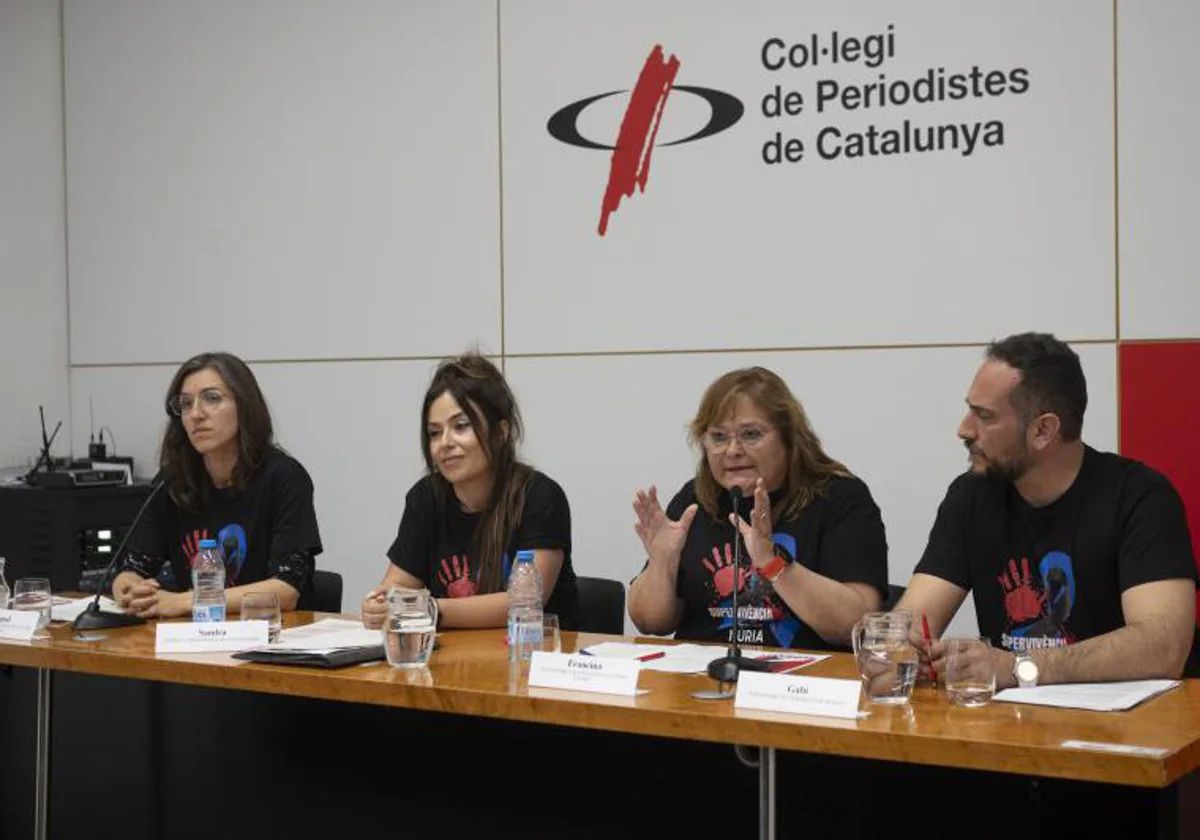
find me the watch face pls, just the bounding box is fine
[1016,659,1038,683]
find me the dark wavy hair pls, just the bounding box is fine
[421,353,532,594]
[986,332,1087,442]
[160,352,275,513]
[688,367,850,521]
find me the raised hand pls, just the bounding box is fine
[632,485,698,568]
[729,478,775,569]
[998,557,1043,623]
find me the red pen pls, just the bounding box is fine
[921,614,936,681]
[637,651,666,662]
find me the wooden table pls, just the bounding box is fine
[3,612,1200,839]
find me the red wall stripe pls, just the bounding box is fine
[1119,342,1200,617]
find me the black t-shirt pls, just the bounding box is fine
[666,476,888,651]
[387,470,578,627]
[915,446,1197,658]
[124,449,323,598]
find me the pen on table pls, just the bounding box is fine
[921,614,936,680]
[637,651,666,662]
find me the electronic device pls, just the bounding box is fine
[25,468,129,489]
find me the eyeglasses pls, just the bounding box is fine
[703,427,772,452]
[168,389,231,416]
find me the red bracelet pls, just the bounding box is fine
[760,555,788,582]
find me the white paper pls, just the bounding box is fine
[260,618,381,653]
[581,641,727,674]
[155,621,269,653]
[529,651,641,696]
[993,680,1182,712]
[580,642,830,675]
[0,609,41,641]
[735,672,863,719]
[51,596,122,623]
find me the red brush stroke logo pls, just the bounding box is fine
[547,48,744,237]
[597,46,680,236]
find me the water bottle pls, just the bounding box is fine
[0,557,9,610]
[191,539,227,622]
[506,549,543,662]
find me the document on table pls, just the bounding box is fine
[51,596,123,622]
[993,680,1182,712]
[254,618,382,654]
[580,642,828,674]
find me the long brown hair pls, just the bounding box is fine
[421,354,532,594]
[688,367,849,521]
[160,352,276,513]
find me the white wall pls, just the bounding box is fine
[0,0,69,469]
[6,0,1189,636]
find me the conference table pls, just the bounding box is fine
[2,612,1199,839]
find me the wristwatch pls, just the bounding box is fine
[1013,654,1039,688]
[759,555,791,583]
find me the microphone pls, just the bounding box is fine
[73,477,166,632]
[705,485,769,689]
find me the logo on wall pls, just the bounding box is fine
[547,45,744,236]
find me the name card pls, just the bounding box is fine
[528,652,641,697]
[0,610,41,642]
[156,621,268,654]
[735,672,863,719]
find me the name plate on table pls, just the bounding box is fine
[0,610,40,641]
[529,652,641,697]
[735,672,862,719]
[156,621,268,653]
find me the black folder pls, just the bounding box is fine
[232,645,386,669]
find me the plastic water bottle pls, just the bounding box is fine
[506,549,543,662]
[191,539,227,622]
[0,557,9,610]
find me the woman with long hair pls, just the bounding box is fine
[361,354,576,629]
[629,367,886,649]
[112,352,322,617]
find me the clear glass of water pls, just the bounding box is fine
[383,587,437,669]
[12,577,53,639]
[541,613,561,654]
[944,637,997,707]
[240,592,282,643]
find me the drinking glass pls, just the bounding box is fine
[12,577,52,639]
[944,637,997,707]
[540,613,561,654]
[240,592,282,643]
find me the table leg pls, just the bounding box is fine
[759,746,776,840]
[35,667,51,840]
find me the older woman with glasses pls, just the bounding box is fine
[629,367,887,650]
[111,352,322,618]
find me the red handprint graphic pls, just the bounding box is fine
[702,543,749,599]
[181,530,211,569]
[436,555,478,598]
[998,557,1044,623]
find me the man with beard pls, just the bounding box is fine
[897,332,1197,688]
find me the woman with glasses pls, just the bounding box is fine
[111,352,322,618]
[360,353,576,631]
[629,367,887,650]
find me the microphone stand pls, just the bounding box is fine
[703,486,768,695]
[73,479,166,632]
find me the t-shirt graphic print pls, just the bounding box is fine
[701,531,801,649]
[998,551,1077,653]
